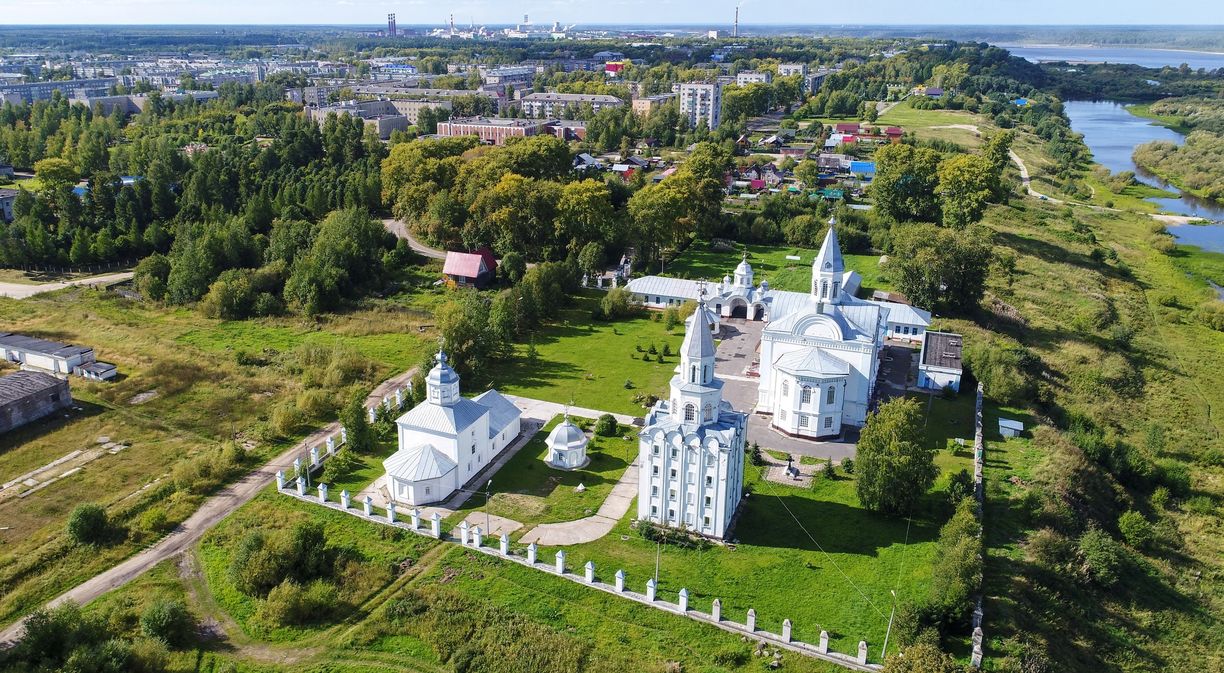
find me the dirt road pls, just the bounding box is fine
[0,271,134,299]
[0,365,420,646]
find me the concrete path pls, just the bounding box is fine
[0,365,421,646]
[0,271,134,299]
[518,459,640,546]
[502,395,638,427]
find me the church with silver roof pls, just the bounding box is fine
[627,227,917,440]
[382,350,521,506]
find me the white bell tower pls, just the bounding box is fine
[811,219,845,306]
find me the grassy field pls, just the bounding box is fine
[478,292,684,416]
[446,415,638,530]
[86,488,855,673]
[535,447,971,660]
[662,240,892,296]
[0,285,436,628]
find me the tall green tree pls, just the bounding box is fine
[886,224,992,313]
[855,397,937,516]
[872,144,942,223]
[937,154,994,230]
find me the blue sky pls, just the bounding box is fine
[8,0,1223,26]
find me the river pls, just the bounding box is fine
[1062,100,1224,253]
[1001,45,1224,71]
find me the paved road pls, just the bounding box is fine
[0,271,134,299]
[0,365,421,646]
[381,218,446,260]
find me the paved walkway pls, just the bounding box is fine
[518,459,640,546]
[0,364,421,646]
[0,271,134,299]
[503,395,638,427]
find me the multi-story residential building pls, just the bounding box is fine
[0,77,117,103]
[519,92,622,118]
[777,63,808,77]
[480,65,536,86]
[306,100,409,139]
[631,93,676,116]
[678,82,723,130]
[736,70,772,85]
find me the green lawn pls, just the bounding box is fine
[662,240,891,296]
[321,438,398,496]
[876,100,985,130]
[446,415,638,530]
[478,291,684,416]
[529,455,969,662]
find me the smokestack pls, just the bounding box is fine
[734,6,739,38]
[387,13,396,37]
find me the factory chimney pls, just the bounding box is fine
[734,6,739,38]
[387,13,396,37]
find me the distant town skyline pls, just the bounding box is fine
[8,0,1224,27]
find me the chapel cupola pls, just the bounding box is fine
[426,349,461,406]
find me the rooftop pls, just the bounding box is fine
[0,332,92,359]
[0,370,65,406]
[921,331,963,371]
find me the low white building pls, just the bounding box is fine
[383,350,521,506]
[545,416,590,470]
[0,332,117,381]
[918,331,964,393]
[871,301,931,343]
[637,302,747,539]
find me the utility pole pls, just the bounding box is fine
[485,479,493,535]
[654,538,662,585]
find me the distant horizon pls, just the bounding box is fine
[7,0,1224,28]
[3,22,1224,28]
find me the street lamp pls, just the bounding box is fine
[484,479,493,535]
[881,589,897,661]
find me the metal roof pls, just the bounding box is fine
[384,443,457,481]
[546,418,588,450]
[396,397,487,435]
[773,348,851,377]
[0,332,92,359]
[921,331,963,371]
[442,252,486,279]
[0,370,65,406]
[472,389,521,438]
[869,300,931,327]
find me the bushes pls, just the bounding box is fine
[67,504,117,546]
[1117,510,1153,549]
[962,336,1038,406]
[257,579,338,627]
[597,287,642,321]
[4,603,169,673]
[171,441,245,495]
[594,414,619,437]
[1076,528,1127,588]
[637,520,711,550]
[229,522,335,599]
[139,600,196,648]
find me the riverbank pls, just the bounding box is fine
[1124,103,1194,134]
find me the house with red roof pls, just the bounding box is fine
[884,126,903,143]
[443,250,497,289]
[833,122,860,134]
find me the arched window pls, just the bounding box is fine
[820,281,828,298]
[781,380,789,397]
[826,386,836,404]
[704,365,710,382]
[800,386,812,404]
[690,365,697,383]
[684,403,697,422]
[704,404,714,421]
[833,281,840,296]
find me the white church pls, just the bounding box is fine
[627,226,931,440]
[382,350,522,506]
[637,302,747,539]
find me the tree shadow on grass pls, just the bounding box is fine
[735,494,939,556]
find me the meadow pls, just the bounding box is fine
[661,240,891,296]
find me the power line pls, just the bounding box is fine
[752,469,887,620]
